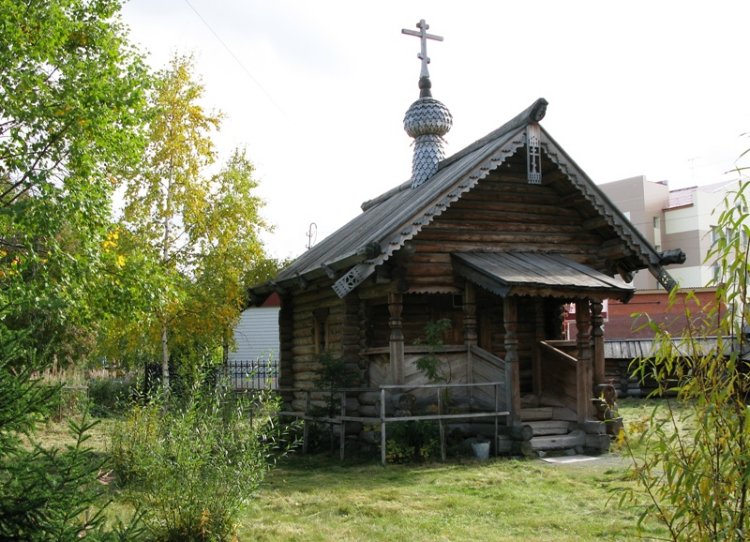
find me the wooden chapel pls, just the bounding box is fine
[250,20,683,455]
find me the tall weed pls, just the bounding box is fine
[111,382,295,541]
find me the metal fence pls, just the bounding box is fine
[223,359,279,390]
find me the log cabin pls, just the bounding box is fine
[250,21,683,455]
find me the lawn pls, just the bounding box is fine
[35,398,672,541]
[236,399,669,541]
[242,454,661,542]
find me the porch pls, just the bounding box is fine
[279,329,619,462]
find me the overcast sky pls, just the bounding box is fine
[121,0,750,260]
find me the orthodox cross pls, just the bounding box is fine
[401,19,443,78]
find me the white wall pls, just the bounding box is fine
[668,266,705,289]
[228,307,280,362]
[227,307,280,389]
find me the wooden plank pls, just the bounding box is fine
[416,229,599,246]
[526,420,571,436]
[428,220,585,235]
[442,207,581,226]
[525,430,585,451]
[520,407,553,421]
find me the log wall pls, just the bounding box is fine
[364,293,465,348]
[287,281,365,413]
[407,167,606,292]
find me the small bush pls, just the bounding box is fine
[111,381,296,541]
[385,421,440,463]
[87,377,135,417]
[45,385,88,422]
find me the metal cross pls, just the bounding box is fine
[401,19,443,78]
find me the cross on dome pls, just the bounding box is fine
[401,19,443,79]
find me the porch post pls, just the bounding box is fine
[278,295,295,389]
[575,299,593,422]
[591,300,605,388]
[388,292,405,384]
[532,299,544,398]
[463,282,477,383]
[503,296,521,426]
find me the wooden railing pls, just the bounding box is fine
[278,381,509,465]
[469,345,510,417]
[539,340,580,420]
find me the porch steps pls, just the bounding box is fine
[520,407,577,422]
[504,407,586,457]
[520,407,553,421]
[526,420,571,436]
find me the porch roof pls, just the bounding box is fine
[452,252,635,301]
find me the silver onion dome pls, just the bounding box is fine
[404,78,452,188]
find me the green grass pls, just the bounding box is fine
[30,399,677,541]
[238,398,674,541]
[241,454,661,541]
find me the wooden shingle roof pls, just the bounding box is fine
[258,98,678,298]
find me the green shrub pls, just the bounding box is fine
[46,385,88,422]
[111,382,295,541]
[414,318,452,383]
[87,377,135,417]
[620,179,750,540]
[385,421,440,463]
[1,408,145,541]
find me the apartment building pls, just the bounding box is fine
[599,175,739,290]
[568,175,740,339]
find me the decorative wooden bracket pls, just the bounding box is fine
[650,264,679,292]
[332,263,375,298]
[526,123,542,184]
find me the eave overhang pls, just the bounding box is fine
[452,252,635,302]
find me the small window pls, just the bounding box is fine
[313,308,329,354]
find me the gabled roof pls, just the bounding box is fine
[259,98,678,298]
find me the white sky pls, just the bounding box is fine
[121,0,750,261]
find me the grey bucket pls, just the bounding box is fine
[471,441,490,460]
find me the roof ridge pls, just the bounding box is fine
[440,97,547,169]
[360,97,547,212]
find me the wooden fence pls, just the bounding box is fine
[280,381,509,465]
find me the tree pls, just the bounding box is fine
[177,149,275,359]
[120,56,274,390]
[121,54,220,389]
[0,0,149,536]
[621,178,750,540]
[0,0,149,358]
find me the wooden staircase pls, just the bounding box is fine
[520,407,585,457]
[495,404,609,457]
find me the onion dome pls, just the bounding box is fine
[404,77,453,188]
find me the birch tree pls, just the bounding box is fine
[121,56,274,390]
[121,54,218,389]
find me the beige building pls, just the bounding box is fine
[598,175,740,290]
